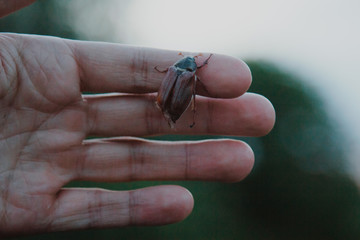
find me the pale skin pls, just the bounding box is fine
[0,0,275,236]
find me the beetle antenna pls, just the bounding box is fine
[197,54,213,69]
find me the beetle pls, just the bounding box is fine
[155,53,213,128]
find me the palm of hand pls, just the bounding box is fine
[1,35,86,232]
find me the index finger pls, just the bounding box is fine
[68,40,252,98]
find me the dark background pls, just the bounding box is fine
[2,0,360,239]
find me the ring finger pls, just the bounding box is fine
[69,138,254,183]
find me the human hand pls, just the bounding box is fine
[0,2,275,237]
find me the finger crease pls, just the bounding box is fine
[128,142,145,181]
[131,49,149,92]
[184,143,190,179]
[87,190,102,228]
[75,144,88,179]
[206,98,213,133]
[128,190,137,226]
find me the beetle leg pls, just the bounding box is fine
[190,75,197,128]
[154,66,168,73]
[197,54,213,69]
[196,76,210,96]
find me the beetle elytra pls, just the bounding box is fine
[155,53,213,128]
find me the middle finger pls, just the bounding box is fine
[84,93,275,137]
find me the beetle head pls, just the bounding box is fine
[175,56,197,72]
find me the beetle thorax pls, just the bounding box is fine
[174,56,197,72]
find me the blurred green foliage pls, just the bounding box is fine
[2,1,360,239]
[0,0,77,39]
